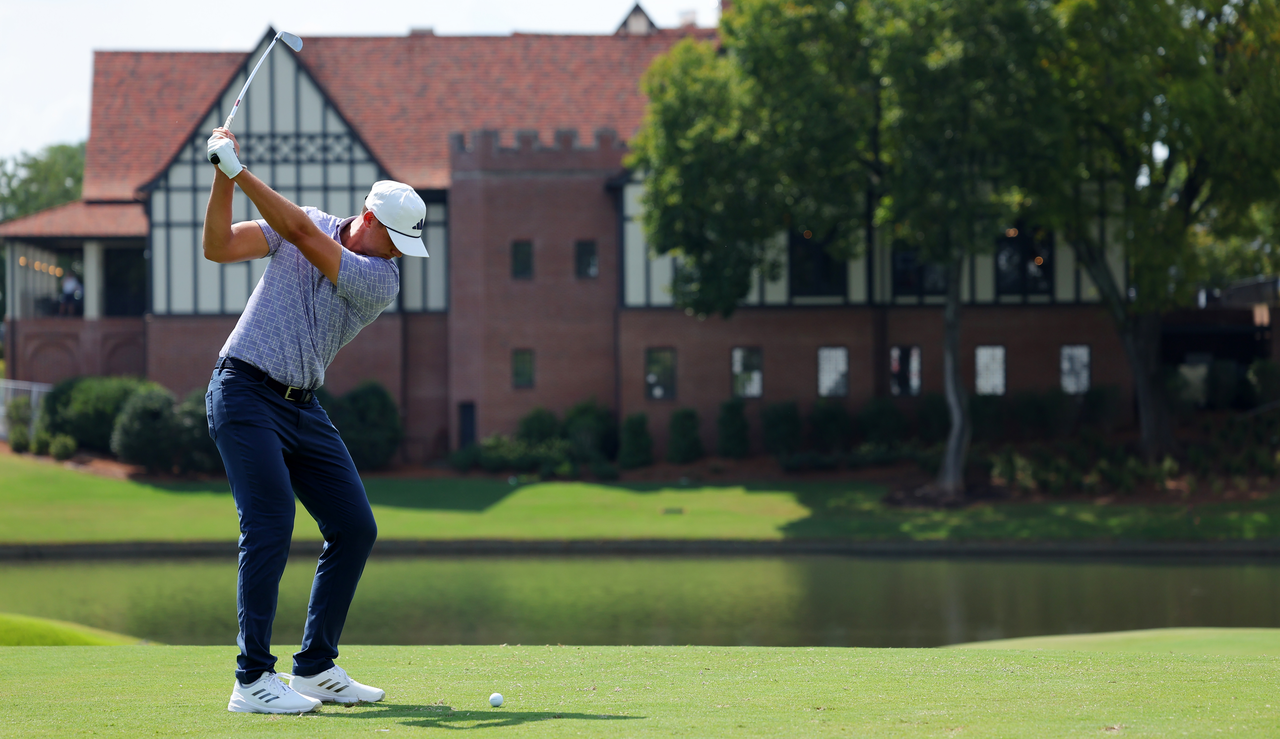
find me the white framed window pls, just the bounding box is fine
[1061,345,1091,395]
[889,345,922,397]
[975,345,1006,396]
[732,347,763,398]
[817,346,849,397]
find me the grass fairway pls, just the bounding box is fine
[0,613,143,646]
[954,627,1280,657]
[2,645,1276,737]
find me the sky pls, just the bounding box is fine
[0,0,722,161]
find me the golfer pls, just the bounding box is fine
[202,128,427,714]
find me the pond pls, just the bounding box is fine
[3,556,1279,647]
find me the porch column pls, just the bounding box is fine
[83,240,103,320]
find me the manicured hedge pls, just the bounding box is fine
[761,402,802,455]
[618,413,654,469]
[110,385,178,472]
[717,399,750,459]
[666,408,704,464]
[319,381,404,471]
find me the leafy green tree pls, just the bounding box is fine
[1044,0,1280,457]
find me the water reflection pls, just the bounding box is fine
[2,556,1278,647]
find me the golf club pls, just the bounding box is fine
[209,30,303,164]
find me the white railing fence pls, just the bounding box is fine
[1,379,54,441]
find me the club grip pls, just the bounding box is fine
[210,154,221,165]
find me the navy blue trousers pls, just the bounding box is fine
[206,365,377,685]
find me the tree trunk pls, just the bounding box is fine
[936,249,970,499]
[1120,312,1177,460]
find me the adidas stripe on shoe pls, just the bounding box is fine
[289,665,385,704]
[228,672,321,714]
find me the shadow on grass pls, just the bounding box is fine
[318,703,643,729]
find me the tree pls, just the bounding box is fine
[877,0,1063,498]
[1044,0,1280,458]
[630,0,1059,500]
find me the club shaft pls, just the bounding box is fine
[223,36,280,130]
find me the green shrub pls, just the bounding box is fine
[779,450,840,473]
[110,385,178,472]
[761,402,802,455]
[8,424,30,453]
[1081,385,1122,430]
[32,430,52,456]
[915,393,950,444]
[858,398,905,445]
[666,408,704,464]
[969,394,1007,442]
[847,442,908,469]
[55,376,149,454]
[590,460,620,481]
[517,407,560,445]
[809,400,853,453]
[6,394,32,431]
[1010,389,1074,439]
[1250,360,1280,406]
[37,377,85,438]
[320,381,403,470]
[562,399,617,462]
[449,444,481,472]
[618,413,654,469]
[716,398,750,459]
[475,434,573,474]
[50,434,77,461]
[175,389,222,475]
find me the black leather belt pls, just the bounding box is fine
[216,356,315,404]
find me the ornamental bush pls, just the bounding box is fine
[32,430,52,456]
[618,413,653,469]
[858,397,906,445]
[50,434,77,461]
[809,400,853,453]
[516,407,560,445]
[56,376,149,453]
[8,424,30,454]
[175,389,223,475]
[666,408,704,464]
[761,402,802,455]
[716,398,750,459]
[323,381,403,471]
[110,384,178,472]
[915,393,950,444]
[6,394,32,432]
[562,399,617,462]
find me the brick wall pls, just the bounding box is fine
[448,129,626,444]
[8,317,144,385]
[619,304,1133,459]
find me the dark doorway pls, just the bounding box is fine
[105,248,147,316]
[458,402,476,449]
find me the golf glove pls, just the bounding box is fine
[207,135,244,179]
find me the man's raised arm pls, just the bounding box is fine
[206,128,342,283]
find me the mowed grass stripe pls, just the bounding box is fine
[1,645,1276,737]
[953,627,1280,656]
[0,454,811,543]
[0,613,144,646]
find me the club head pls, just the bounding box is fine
[279,31,303,52]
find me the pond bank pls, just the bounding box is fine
[5,537,1280,561]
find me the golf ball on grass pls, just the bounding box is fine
[489,693,503,707]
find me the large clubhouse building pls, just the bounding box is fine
[2,7,1139,461]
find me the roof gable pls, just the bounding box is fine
[83,50,244,202]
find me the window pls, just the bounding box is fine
[732,347,763,398]
[575,240,599,279]
[789,230,847,298]
[975,346,1006,396]
[645,348,676,400]
[890,346,922,397]
[511,240,533,279]
[1061,345,1091,395]
[891,248,947,297]
[512,349,534,388]
[995,226,1052,296]
[818,347,849,397]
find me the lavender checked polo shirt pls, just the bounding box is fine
[219,207,399,389]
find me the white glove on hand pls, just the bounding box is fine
[206,135,244,179]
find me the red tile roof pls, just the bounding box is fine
[0,201,147,239]
[81,28,715,200]
[82,51,245,202]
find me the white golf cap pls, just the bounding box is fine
[365,180,429,257]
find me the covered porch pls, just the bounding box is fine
[1,200,148,384]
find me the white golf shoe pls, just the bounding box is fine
[227,672,322,714]
[289,665,385,704]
